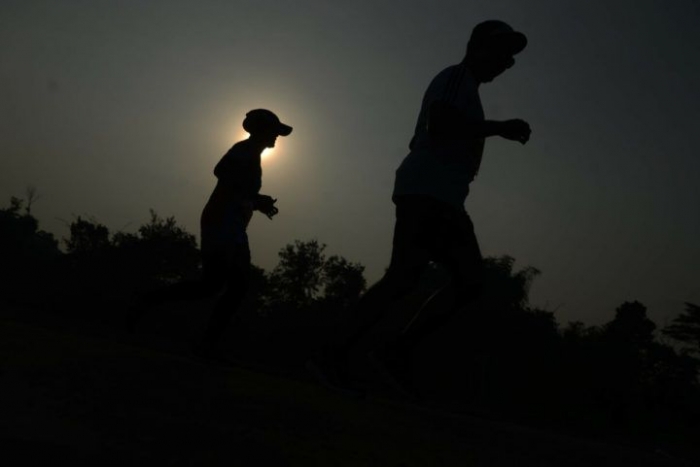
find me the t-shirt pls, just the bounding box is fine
[201,140,261,230]
[393,64,485,209]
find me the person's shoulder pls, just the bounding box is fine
[426,63,462,90]
[220,140,254,162]
[226,139,251,154]
[442,63,461,74]
[433,63,461,80]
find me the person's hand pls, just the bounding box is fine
[499,119,531,144]
[255,194,278,219]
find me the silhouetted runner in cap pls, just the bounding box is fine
[308,20,531,398]
[127,109,292,359]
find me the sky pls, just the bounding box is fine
[2,0,699,327]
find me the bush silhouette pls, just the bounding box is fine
[1,195,698,449]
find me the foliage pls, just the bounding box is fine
[603,300,657,348]
[663,302,700,357]
[64,216,110,256]
[480,255,540,311]
[60,209,200,286]
[0,196,60,263]
[268,240,327,308]
[322,255,366,308]
[122,209,199,283]
[0,196,61,305]
[1,194,699,449]
[265,239,366,310]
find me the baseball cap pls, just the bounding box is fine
[243,109,293,136]
[468,20,527,55]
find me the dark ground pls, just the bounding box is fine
[0,305,697,467]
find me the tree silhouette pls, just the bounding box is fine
[3,193,700,447]
[591,301,700,426]
[24,185,41,215]
[480,255,540,311]
[65,216,111,257]
[662,302,700,358]
[562,320,604,342]
[122,209,199,283]
[268,240,327,309]
[604,300,657,348]
[0,196,59,262]
[0,196,61,307]
[49,210,201,315]
[264,240,368,312]
[321,255,366,308]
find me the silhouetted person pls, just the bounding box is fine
[308,20,531,396]
[127,109,292,358]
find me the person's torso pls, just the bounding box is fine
[394,64,485,208]
[201,140,261,228]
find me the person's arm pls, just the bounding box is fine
[428,100,531,144]
[467,119,531,144]
[253,194,278,219]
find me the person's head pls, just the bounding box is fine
[465,20,527,83]
[242,109,293,148]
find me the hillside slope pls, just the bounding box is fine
[0,318,694,467]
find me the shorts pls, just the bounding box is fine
[389,194,483,288]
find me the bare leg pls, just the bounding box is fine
[388,245,483,354]
[336,268,420,354]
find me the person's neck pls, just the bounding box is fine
[246,137,268,153]
[462,57,483,86]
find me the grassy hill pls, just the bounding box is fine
[0,312,696,467]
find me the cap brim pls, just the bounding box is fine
[277,123,293,136]
[490,31,527,55]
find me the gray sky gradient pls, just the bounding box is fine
[2,0,699,326]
